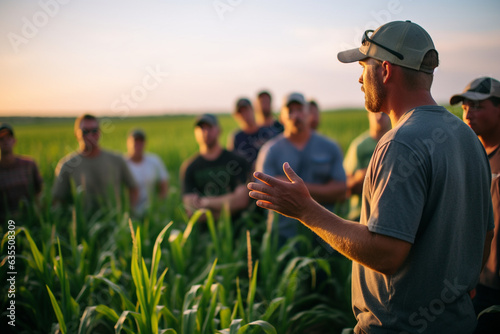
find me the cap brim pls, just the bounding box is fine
[337,48,367,63]
[287,99,305,106]
[195,120,216,127]
[0,129,12,138]
[450,92,491,105]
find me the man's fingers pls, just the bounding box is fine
[283,162,300,182]
[247,181,272,194]
[249,191,274,203]
[253,171,279,186]
[255,200,278,211]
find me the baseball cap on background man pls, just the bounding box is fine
[450,77,500,105]
[0,123,14,138]
[284,92,306,107]
[235,98,252,113]
[337,20,437,74]
[194,113,219,127]
[129,128,146,140]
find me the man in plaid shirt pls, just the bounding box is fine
[0,123,43,222]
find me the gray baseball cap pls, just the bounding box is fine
[235,98,252,113]
[338,20,437,74]
[195,113,219,127]
[284,92,306,107]
[129,128,146,140]
[450,77,500,105]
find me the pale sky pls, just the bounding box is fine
[0,0,499,116]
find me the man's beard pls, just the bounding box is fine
[365,72,386,113]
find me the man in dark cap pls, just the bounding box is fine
[248,21,494,333]
[228,98,276,170]
[0,123,43,222]
[451,77,500,333]
[181,114,250,221]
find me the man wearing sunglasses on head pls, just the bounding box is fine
[248,21,494,333]
[52,114,138,216]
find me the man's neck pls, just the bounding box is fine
[242,123,259,134]
[129,152,143,163]
[0,152,15,166]
[200,144,223,160]
[479,136,500,155]
[258,116,274,127]
[285,128,311,150]
[79,145,101,158]
[387,90,437,126]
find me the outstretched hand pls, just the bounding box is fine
[247,162,314,221]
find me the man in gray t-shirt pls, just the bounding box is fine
[52,114,138,215]
[255,92,346,245]
[248,21,494,333]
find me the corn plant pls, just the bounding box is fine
[90,221,175,333]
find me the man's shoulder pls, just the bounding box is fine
[256,134,284,160]
[144,152,163,164]
[57,151,81,166]
[14,155,38,167]
[181,153,202,171]
[263,133,286,149]
[388,106,471,145]
[220,149,249,165]
[488,146,500,174]
[100,149,124,160]
[350,131,372,147]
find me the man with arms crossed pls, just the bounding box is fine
[248,21,494,333]
[181,114,250,221]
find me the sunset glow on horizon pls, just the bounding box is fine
[1,0,499,117]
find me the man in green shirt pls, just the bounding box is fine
[343,111,391,220]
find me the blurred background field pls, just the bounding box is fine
[0,106,464,333]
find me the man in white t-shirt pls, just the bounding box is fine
[126,129,169,218]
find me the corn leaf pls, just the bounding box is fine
[201,284,219,334]
[237,320,276,334]
[95,304,120,322]
[181,309,198,334]
[46,285,67,334]
[246,261,259,322]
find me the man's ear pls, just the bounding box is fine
[381,61,392,84]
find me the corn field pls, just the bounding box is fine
[0,108,463,333]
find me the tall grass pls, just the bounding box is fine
[0,110,372,333]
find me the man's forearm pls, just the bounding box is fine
[299,201,411,275]
[201,185,249,214]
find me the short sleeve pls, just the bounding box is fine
[365,141,427,243]
[152,155,169,181]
